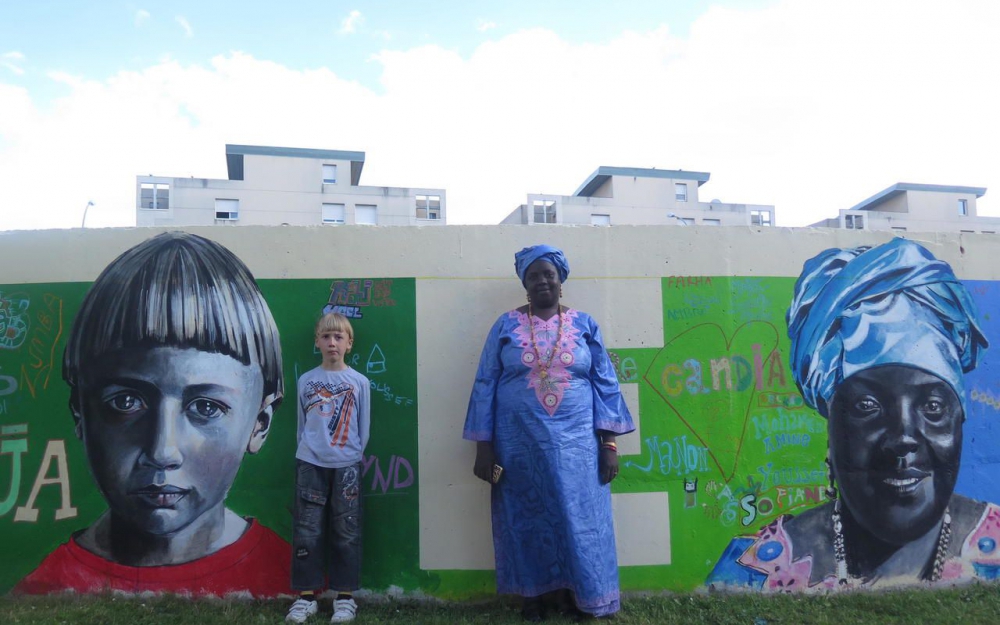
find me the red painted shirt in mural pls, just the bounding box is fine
[14,519,292,597]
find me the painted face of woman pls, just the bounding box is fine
[828,365,962,545]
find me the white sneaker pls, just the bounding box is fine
[285,598,319,623]
[331,597,357,623]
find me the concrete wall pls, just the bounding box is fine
[3,225,1000,597]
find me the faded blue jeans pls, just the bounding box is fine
[291,460,363,592]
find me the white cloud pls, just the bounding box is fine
[176,15,193,38]
[1,51,25,76]
[0,0,998,232]
[135,9,150,27]
[339,10,363,34]
[476,19,497,33]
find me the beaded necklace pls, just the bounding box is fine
[528,305,563,380]
[831,498,951,585]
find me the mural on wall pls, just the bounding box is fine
[6,230,1000,598]
[705,238,1000,590]
[0,233,420,597]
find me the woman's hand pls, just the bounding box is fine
[599,446,619,484]
[473,441,497,483]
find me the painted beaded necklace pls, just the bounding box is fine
[831,498,952,585]
[528,305,563,380]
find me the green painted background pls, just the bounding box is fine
[610,276,827,591]
[6,271,998,596]
[0,277,421,594]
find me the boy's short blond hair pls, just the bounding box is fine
[315,312,354,341]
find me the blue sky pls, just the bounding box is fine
[1,0,998,230]
[3,1,749,101]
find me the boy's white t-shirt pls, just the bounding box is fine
[295,365,371,468]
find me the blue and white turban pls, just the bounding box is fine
[514,245,570,286]
[787,237,987,417]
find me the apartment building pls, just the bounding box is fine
[136,145,447,226]
[500,166,775,227]
[810,183,994,233]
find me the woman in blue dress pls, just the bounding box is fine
[464,245,635,620]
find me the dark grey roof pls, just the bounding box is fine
[850,182,987,212]
[574,166,711,197]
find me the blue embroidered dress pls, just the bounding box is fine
[464,308,634,616]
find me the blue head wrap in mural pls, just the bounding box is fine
[787,237,988,417]
[515,244,570,286]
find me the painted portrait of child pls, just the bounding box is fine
[15,231,291,597]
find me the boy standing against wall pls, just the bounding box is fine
[286,313,370,623]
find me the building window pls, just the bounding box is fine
[703,219,721,226]
[533,200,556,224]
[891,226,907,231]
[675,183,688,202]
[356,204,377,225]
[323,164,337,185]
[983,231,996,234]
[591,214,611,226]
[140,183,169,210]
[959,199,969,215]
[215,199,239,220]
[416,194,441,220]
[961,230,975,234]
[844,214,866,230]
[323,203,345,224]
[750,210,772,227]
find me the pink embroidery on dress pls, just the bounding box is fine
[512,309,580,416]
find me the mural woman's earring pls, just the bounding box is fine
[559,285,563,298]
[526,292,532,303]
[824,454,838,501]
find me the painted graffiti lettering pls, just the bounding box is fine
[609,352,638,383]
[735,486,827,527]
[329,279,372,307]
[327,279,396,309]
[756,462,825,490]
[971,388,1000,411]
[658,347,785,397]
[757,392,805,409]
[18,294,63,399]
[666,307,705,321]
[740,494,757,526]
[624,435,710,476]
[12,439,77,522]
[751,408,825,439]
[361,454,414,494]
[0,370,17,397]
[323,304,363,319]
[0,427,28,517]
[666,276,713,289]
[762,432,812,453]
[369,380,414,406]
[371,279,395,307]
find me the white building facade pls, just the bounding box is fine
[810,183,994,234]
[500,166,775,227]
[137,145,447,227]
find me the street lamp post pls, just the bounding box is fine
[667,213,689,226]
[81,201,94,228]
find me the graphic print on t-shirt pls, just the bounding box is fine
[303,380,356,447]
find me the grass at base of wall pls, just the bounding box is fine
[5,584,1000,625]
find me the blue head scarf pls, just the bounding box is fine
[514,245,570,286]
[787,237,987,417]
